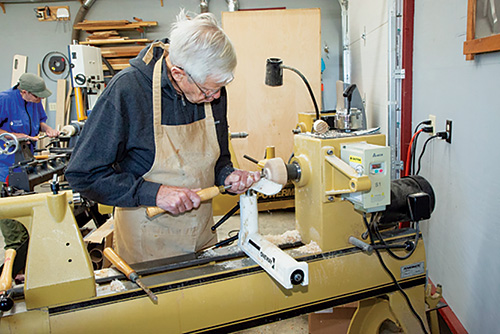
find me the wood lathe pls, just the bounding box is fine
[0,130,438,333]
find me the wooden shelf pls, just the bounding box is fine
[76,19,156,74]
[74,19,157,32]
[80,38,151,46]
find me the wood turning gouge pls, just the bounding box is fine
[103,247,158,304]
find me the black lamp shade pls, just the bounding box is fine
[265,58,283,86]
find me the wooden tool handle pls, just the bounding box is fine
[197,186,221,201]
[103,247,135,279]
[145,186,221,218]
[0,249,16,292]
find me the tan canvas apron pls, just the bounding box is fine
[114,41,219,264]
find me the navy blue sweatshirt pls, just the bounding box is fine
[65,40,234,207]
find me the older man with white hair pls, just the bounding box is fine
[66,10,259,263]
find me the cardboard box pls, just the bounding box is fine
[84,218,114,268]
[308,303,357,334]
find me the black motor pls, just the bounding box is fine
[377,175,435,229]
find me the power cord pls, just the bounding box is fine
[412,126,433,175]
[362,213,429,334]
[405,129,423,176]
[405,120,432,176]
[373,219,420,260]
[414,119,432,133]
[416,133,447,175]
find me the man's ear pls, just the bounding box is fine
[171,67,185,82]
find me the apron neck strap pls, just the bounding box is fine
[143,41,169,65]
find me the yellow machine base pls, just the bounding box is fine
[1,230,428,333]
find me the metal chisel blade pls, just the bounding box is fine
[136,278,158,304]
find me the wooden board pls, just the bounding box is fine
[103,58,131,71]
[55,79,66,129]
[74,21,157,31]
[100,45,145,58]
[80,38,151,45]
[222,9,321,171]
[78,19,130,26]
[11,54,27,86]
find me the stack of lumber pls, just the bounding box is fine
[73,19,158,32]
[74,19,157,72]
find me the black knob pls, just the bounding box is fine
[290,269,304,285]
[0,295,14,312]
[404,240,415,252]
[74,74,86,86]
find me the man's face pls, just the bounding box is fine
[171,67,230,104]
[20,90,42,103]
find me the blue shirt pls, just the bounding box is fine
[0,87,47,181]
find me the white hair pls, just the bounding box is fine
[169,9,236,84]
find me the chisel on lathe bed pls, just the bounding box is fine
[146,185,232,218]
[0,249,16,312]
[103,247,158,304]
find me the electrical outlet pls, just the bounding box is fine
[429,114,436,135]
[445,120,452,144]
[49,103,57,111]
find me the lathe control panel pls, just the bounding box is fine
[341,142,391,212]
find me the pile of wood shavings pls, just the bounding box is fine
[263,230,301,245]
[96,279,126,295]
[296,241,322,254]
[94,267,120,278]
[198,248,218,258]
[110,279,126,291]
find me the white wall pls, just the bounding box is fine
[413,1,500,332]
[349,0,389,134]
[349,0,500,332]
[0,0,341,128]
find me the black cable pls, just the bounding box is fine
[373,220,420,260]
[101,56,116,77]
[410,130,423,175]
[282,65,320,121]
[363,214,429,334]
[416,134,438,175]
[413,120,430,134]
[410,119,432,175]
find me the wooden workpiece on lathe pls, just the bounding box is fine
[263,158,288,186]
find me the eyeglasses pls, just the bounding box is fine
[29,92,40,99]
[176,66,232,99]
